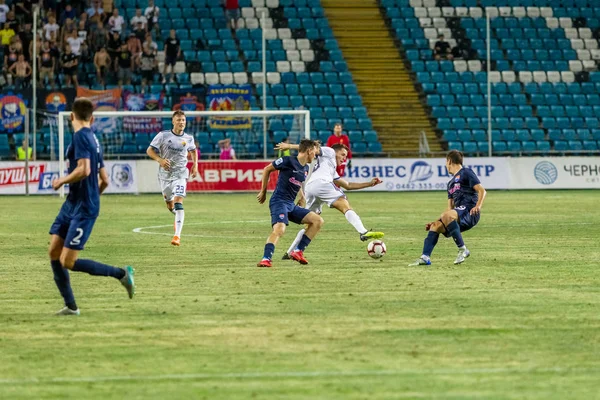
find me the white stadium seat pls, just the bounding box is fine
[569,60,583,72]
[468,60,482,72]
[276,61,291,73]
[582,60,596,70]
[219,73,234,85]
[579,28,592,39]
[428,8,442,18]
[559,17,572,29]
[241,8,254,18]
[252,0,265,7]
[570,39,584,50]
[190,73,204,85]
[264,29,277,40]
[286,50,300,62]
[234,72,248,85]
[513,7,526,18]
[564,28,578,39]
[419,18,433,28]
[455,7,468,17]
[259,18,274,29]
[291,61,305,73]
[584,39,598,49]
[296,39,311,50]
[489,71,501,83]
[423,0,436,7]
[454,60,467,72]
[519,71,533,83]
[245,18,259,29]
[577,49,591,60]
[560,71,575,83]
[282,39,296,50]
[468,7,482,18]
[277,28,291,40]
[499,7,511,17]
[433,18,446,29]
[251,72,264,83]
[301,49,315,62]
[156,51,165,62]
[545,17,559,29]
[205,73,219,85]
[540,7,553,18]
[267,72,280,84]
[409,0,422,7]
[174,61,186,73]
[442,7,454,17]
[547,71,561,83]
[526,7,540,18]
[266,0,279,8]
[591,49,600,60]
[533,71,547,83]
[424,28,438,40]
[414,7,427,18]
[502,71,516,83]
[485,7,499,18]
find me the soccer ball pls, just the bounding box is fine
[367,240,386,259]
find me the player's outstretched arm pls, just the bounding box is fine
[99,167,109,194]
[52,158,91,190]
[275,142,299,151]
[257,164,276,204]
[146,146,170,170]
[334,177,382,191]
[470,184,487,215]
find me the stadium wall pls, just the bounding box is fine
[1,157,599,194]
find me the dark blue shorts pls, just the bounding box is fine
[270,201,311,226]
[49,204,97,251]
[455,205,480,233]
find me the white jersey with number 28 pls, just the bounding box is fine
[308,146,339,183]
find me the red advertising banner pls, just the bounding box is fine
[186,160,278,192]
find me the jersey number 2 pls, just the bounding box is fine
[70,228,84,246]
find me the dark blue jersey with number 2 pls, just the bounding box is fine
[66,127,104,218]
[270,156,309,204]
[447,167,481,210]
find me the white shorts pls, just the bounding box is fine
[305,179,346,214]
[160,178,187,202]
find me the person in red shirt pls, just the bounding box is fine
[325,123,351,177]
[224,0,239,29]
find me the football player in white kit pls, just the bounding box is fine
[276,142,384,259]
[146,110,198,246]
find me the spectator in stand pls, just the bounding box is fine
[91,20,109,51]
[65,28,83,58]
[108,8,125,36]
[144,0,160,34]
[326,123,352,177]
[224,0,239,29]
[39,40,56,89]
[6,10,18,31]
[43,14,59,42]
[9,54,32,89]
[139,45,157,92]
[434,34,453,61]
[0,22,14,46]
[19,23,33,61]
[126,32,142,68]
[162,29,180,83]
[76,19,90,62]
[15,0,34,25]
[61,17,77,45]
[16,139,32,160]
[133,21,146,43]
[106,29,122,72]
[61,43,79,87]
[3,36,22,85]
[93,46,110,85]
[130,8,147,31]
[0,0,9,25]
[87,1,106,26]
[142,32,157,55]
[218,138,236,160]
[117,43,133,87]
[59,4,77,25]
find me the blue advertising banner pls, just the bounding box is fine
[207,85,251,130]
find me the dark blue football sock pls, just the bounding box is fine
[51,260,77,310]
[73,259,126,279]
[296,234,311,251]
[422,231,440,257]
[263,243,275,260]
[446,220,465,248]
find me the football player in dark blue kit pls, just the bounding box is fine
[256,139,323,268]
[409,150,487,266]
[48,98,135,316]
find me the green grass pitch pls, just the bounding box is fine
[1,191,599,399]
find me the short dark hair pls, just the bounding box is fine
[446,150,464,165]
[172,110,185,119]
[331,143,349,152]
[298,139,317,153]
[72,98,94,122]
[334,123,342,128]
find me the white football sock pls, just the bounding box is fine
[345,210,367,234]
[287,229,306,254]
[175,210,185,237]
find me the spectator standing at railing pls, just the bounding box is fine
[39,40,56,89]
[8,54,32,89]
[162,29,180,84]
[60,43,79,87]
[326,123,351,177]
[16,139,32,161]
[106,29,122,72]
[218,138,237,160]
[93,46,110,85]
[144,0,160,35]
[117,42,133,87]
[127,32,142,68]
[224,0,239,29]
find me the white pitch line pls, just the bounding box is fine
[0,366,596,385]
[132,221,267,239]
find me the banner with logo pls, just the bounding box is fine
[172,88,206,112]
[0,161,137,194]
[207,85,252,130]
[344,158,511,191]
[76,87,122,135]
[0,93,28,132]
[510,157,600,189]
[122,91,165,133]
[39,88,78,130]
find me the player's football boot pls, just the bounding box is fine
[281,252,291,260]
[454,248,470,265]
[289,250,309,265]
[408,255,431,267]
[55,307,80,316]
[171,236,180,246]
[360,230,385,242]
[120,266,136,299]
[257,259,273,268]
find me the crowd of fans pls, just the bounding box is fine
[0,0,179,92]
